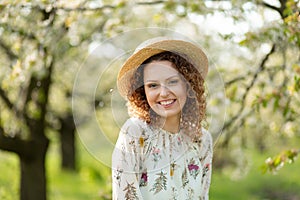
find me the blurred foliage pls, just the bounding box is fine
[2,139,300,200]
[262,148,299,174]
[1,0,300,199]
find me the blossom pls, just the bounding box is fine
[152,147,160,154]
[188,164,199,171]
[204,163,210,170]
[141,172,148,182]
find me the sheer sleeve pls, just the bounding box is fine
[200,129,213,200]
[112,118,145,200]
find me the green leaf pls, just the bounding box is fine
[283,106,290,117]
[273,156,282,167]
[262,99,268,108]
[273,96,279,111]
[294,76,300,91]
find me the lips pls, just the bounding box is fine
[158,99,176,106]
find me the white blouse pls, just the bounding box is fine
[112,118,213,200]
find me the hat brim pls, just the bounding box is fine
[117,39,208,98]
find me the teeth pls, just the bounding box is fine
[160,100,174,105]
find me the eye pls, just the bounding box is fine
[146,83,158,89]
[168,79,179,85]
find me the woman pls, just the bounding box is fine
[112,37,213,200]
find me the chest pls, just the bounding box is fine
[138,139,205,199]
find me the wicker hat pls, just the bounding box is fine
[117,37,208,98]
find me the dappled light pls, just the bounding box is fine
[0,0,299,200]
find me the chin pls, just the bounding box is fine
[155,111,181,119]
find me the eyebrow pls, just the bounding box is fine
[144,74,180,83]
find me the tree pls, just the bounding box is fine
[216,0,300,172]
[153,0,299,171]
[0,4,60,198]
[0,45,53,200]
[0,1,113,199]
[101,0,300,172]
[1,0,299,199]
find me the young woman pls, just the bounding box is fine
[112,38,213,200]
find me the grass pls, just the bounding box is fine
[0,135,299,200]
[0,134,111,200]
[0,152,19,200]
[210,149,300,200]
[46,136,111,200]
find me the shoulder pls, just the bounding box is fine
[201,128,213,147]
[120,117,148,137]
[191,128,213,154]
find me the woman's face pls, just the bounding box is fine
[143,60,187,121]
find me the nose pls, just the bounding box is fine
[160,85,170,97]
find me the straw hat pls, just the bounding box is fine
[117,37,208,98]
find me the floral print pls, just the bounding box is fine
[203,163,210,178]
[124,182,139,200]
[186,187,195,200]
[170,187,178,200]
[114,168,123,187]
[170,162,177,177]
[181,168,189,188]
[187,158,200,179]
[150,171,168,194]
[152,147,162,162]
[139,172,148,187]
[112,118,213,200]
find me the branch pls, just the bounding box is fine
[260,0,287,18]
[261,1,281,14]
[0,69,44,125]
[0,84,30,127]
[0,128,33,157]
[279,0,287,15]
[220,110,254,147]
[221,44,276,144]
[0,87,14,109]
[28,46,55,133]
[262,148,299,174]
[20,75,38,127]
[225,71,254,87]
[0,23,38,41]
[136,1,165,5]
[2,3,116,12]
[2,1,166,13]
[41,48,55,116]
[225,76,246,86]
[240,44,276,106]
[0,39,18,61]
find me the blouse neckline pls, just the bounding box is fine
[159,127,181,136]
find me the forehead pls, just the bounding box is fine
[143,60,179,80]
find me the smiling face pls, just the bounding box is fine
[143,60,187,123]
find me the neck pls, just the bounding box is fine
[161,115,181,134]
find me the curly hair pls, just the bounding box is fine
[127,51,206,139]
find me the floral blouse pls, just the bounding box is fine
[112,118,213,200]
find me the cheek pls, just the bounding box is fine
[179,93,187,106]
[177,86,187,104]
[144,89,156,105]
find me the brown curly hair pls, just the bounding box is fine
[127,51,206,139]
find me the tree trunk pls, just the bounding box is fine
[60,115,76,170]
[20,138,49,200]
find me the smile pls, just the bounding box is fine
[159,99,176,106]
